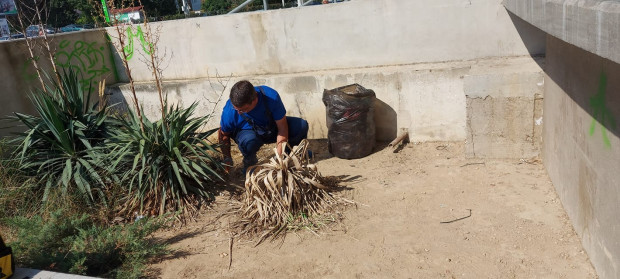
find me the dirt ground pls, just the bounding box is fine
[149,140,597,278]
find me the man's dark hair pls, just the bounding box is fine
[230,80,257,107]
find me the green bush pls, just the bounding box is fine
[5,210,169,278]
[9,69,114,206]
[110,102,224,217]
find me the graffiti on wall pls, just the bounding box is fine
[589,72,617,148]
[20,56,39,82]
[55,39,111,90]
[123,25,152,60]
[20,39,114,90]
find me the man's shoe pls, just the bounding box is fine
[242,155,258,175]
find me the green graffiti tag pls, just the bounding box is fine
[589,72,617,148]
[55,40,111,90]
[20,56,40,82]
[123,26,153,60]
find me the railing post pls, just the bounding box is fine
[182,0,190,17]
[228,0,255,14]
[263,0,268,10]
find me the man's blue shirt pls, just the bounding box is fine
[220,85,286,134]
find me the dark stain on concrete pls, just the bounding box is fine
[578,160,596,234]
[287,76,317,93]
[248,14,282,74]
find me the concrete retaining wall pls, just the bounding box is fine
[0,30,119,117]
[543,35,620,279]
[503,0,620,64]
[0,0,547,160]
[109,55,544,158]
[106,0,546,159]
[111,0,545,81]
[505,1,620,277]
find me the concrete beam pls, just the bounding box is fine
[503,0,620,64]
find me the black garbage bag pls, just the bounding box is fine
[322,84,376,159]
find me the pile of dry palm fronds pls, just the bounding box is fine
[233,139,340,240]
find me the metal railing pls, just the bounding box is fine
[228,0,350,14]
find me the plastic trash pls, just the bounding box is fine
[322,84,376,159]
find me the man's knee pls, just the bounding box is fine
[301,120,309,139]
[236,131,263,156]
[287,117,309,145]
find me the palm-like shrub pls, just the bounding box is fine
[110,102,224,217]
[10,70,112,205]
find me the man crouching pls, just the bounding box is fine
[219,80,309,173]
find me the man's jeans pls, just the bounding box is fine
[234,117,309,171]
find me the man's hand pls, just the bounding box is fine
[222,157,233,173]
[218,128,232,172]
[276,136,287,155]
[275,117,289,155]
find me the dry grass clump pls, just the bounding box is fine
[234,139,341,241]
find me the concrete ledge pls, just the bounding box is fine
[13,268,98,278]
[503,0,620,64]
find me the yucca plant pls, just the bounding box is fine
[9,69,113,206]
[110,102,224,218]
[235,139,338,241]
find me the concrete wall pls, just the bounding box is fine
[112,0,545,81]
[108,55,544,154]
[0,0,547,159]
[543,35,620,279]
[0,30,120,117]
[105,0,546,159]
[504,1,620,277]
[503,0,620,64]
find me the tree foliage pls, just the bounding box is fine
[136,0,179,18]
[202,0,299,15]
[49,0,99,26]
[202,0,232,15]
[16,0,181,28]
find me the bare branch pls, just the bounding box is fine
[15,1,45,90]
[137,0,167,121]
[34,0,64,96]
[203,70,231,125]
[98,0,145,131]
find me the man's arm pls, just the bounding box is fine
[218,128,232,171]
[275,116,288,155]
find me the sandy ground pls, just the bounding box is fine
[149,140,597,278]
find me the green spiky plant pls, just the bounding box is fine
[97,0,226,219]
[9,69,114,206]
[110,102,224,218]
